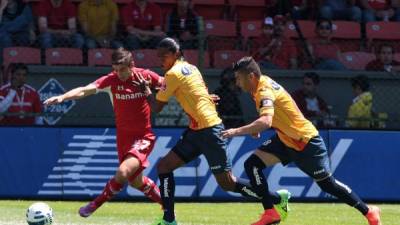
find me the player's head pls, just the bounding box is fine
[112,47,134,76]
[157,37,182,71]
[303,72,320,95]
[351,75,370,96]
[232,56,261,92]
[10,63,28,88]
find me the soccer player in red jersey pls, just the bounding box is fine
[44,47,163,217]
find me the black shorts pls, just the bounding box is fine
[172,123,232,174]
[258,134,331,180]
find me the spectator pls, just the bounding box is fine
[319,0,362,22]
[0,63,43,125]
[291,72,331,128]
[120,0,165,50]
[0,0,34,63]
[166,0,198,49]
[308,19,347,70]
[366,44,400,72]
[275,0,310,20]
[36,0,84,48]
[360,0,400,22]
[249,17,274,54]
[255,15,298,70]
[78,0,122,49]
[346,75,373,128]
[213,67,244,128]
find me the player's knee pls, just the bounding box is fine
[116,166,133,182]
[157,158,173,174]
[244,154,266,174]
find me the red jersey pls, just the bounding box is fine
[94,68,162,135]
[0,83,42,125]
[36,0,76,29]
[120,1,162,30]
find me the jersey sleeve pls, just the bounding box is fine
[93,75,112,93]
[258,87,276,116]
[156,72,179,102]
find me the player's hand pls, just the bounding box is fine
[43,96,64,105]
[250,132,260,139]
[210,94,220,104]
[132,72,152,96]
[221,128,239,139]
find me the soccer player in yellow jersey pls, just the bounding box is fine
[221,57,381,225]
[137,38,271,225]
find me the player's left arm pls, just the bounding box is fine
[221,114,272,138]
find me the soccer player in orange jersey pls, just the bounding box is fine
[136,38,290,225]
[221,56,381,225]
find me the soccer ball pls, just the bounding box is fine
[26,202,53,225]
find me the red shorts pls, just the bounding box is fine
[117,132,156,177]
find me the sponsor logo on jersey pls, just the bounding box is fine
[115,92,145,100]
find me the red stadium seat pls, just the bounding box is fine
[332,21,361,52]
[204,20,236,37]
[241,20,263,40]
[132,49,159,68]
[45,48,83,66]
[88,48,113,67]
[3,47,41,66]
[339,52,376,70]
[213,50,247,68]
[366,22,400,52]
[193,0,226,20]
[394,53,400,62]
[229,0,266,21]
[183,50,210,68]
[286,20,316,39]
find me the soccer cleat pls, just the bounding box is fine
[151,217,178,225]
[274,189,291,221]
[365,205,381,225]
[251,208,281,225]
[78,201,98,217]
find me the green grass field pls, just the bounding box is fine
[2,200,398,225]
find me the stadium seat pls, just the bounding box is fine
[183,49,210,68]
[132,49,159,68]
[366,21,400,52]
[213,50,247,68]
[331,21,361,52]
[228,0,266,21]
[339,52,376,70]
[153,0,175,21]
[286,20,316,39]
[88,48,113,67]
[241,20,262,40]
[394,53,400,62]
[45,48,83,66]
[112,0,131,3]
[193,0,226,20]
[3,47,41,66]
[204,19,238,52]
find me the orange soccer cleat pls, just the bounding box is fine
[251,208,281,225]
[365,205,382,225]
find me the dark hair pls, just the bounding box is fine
[10,63,28,75]
[304,72,320,85]
[351,75,370,92]
[232,56,261,77]
[112,47,134,67]
[158,37,181,53]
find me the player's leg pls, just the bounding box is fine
[294,135,380,225]
[79,156,140,217]
[129,172,162,205]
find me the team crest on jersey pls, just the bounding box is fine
[181,66,192,76]
[260,98,273,108]
[270,80,281,90]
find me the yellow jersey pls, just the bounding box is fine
[253,75,318,151]
[156,60,222,130]
[346,91,372,128]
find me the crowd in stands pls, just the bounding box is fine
[1,0,397,128]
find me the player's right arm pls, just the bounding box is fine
[43,83,97,105]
